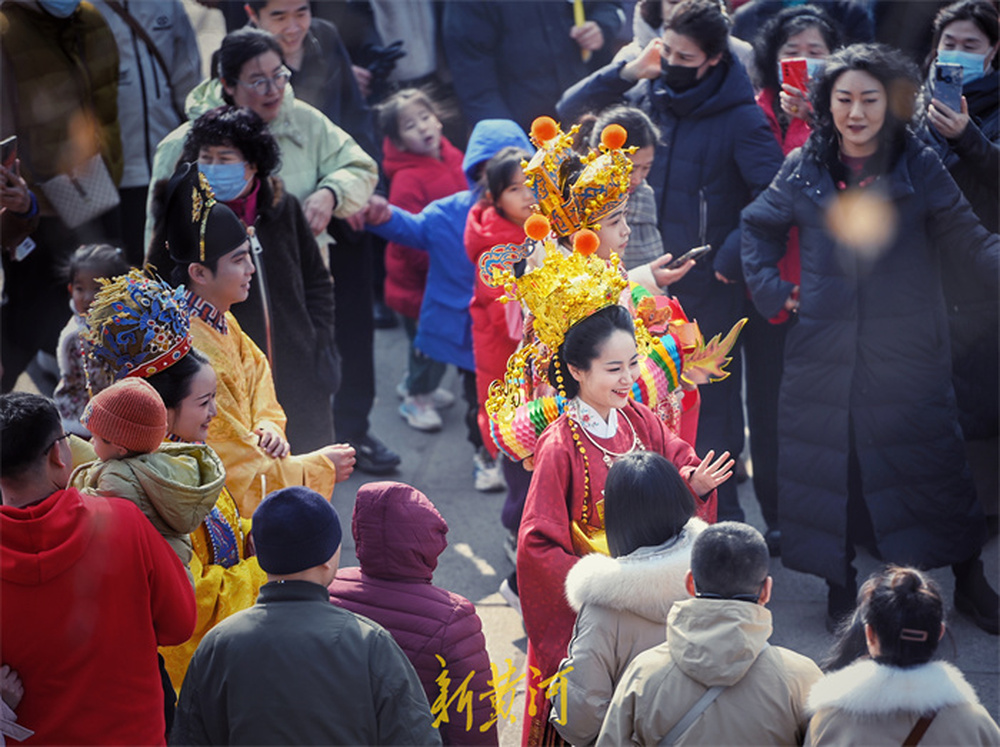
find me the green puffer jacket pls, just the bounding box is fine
[70,442,225,577]
[0,1,123,208]
[144,78,377,248]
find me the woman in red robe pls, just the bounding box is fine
[516,303,733,745]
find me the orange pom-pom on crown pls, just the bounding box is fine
[524,213,551,241]
[573,229,600,256]
[601,124,628,151]
[531,116,559,143]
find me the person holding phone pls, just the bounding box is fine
[0,155,39,261]
[918,0,999,532]
[742,43,999,634]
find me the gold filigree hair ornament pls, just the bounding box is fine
[192,171,217,262]
[479,214,634,428]
[524,116,635,236]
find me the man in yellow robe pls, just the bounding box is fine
[163,163,354,514]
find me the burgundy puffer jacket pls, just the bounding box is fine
[329,482,497,746]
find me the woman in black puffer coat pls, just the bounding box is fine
[742,43,999,633]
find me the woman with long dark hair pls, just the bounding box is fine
[742,43,999,632]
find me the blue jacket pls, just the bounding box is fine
[558,58,783,340]
[741,136,998,586]
[368,119,531,371]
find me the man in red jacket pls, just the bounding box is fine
[0,392,196,746]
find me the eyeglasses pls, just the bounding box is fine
[45,432,70,454]
[237,68,292,96]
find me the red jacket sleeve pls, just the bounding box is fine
[132,506,197,646]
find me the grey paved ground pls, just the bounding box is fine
[336,321,999,745]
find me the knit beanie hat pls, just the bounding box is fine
[83,378,167,454]
[253,486,343,575]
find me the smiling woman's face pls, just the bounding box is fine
[166,363,218,442]
[568,329,639,420]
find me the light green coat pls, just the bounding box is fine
[143,78,377,249]
[70,442,225,583]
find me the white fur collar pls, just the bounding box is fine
[808,659,981,716]
[564,518,706,621]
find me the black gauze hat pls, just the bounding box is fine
[252,486,343,574]
[164,162,247,264]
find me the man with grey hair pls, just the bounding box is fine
[598,522,822,745]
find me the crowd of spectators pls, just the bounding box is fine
[2,0,998,745]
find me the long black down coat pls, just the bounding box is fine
[741,135,998,586]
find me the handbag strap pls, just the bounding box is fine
[658,686,726,746]
[103,1,185,121]
[903,713,937,746]
[657,642,771,746]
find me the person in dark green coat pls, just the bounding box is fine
[173,486,441,745]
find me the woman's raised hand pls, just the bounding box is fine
[622,38,664,83]
[779,84,813,122]
[685,449,734,497]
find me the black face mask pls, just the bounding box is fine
[661,59,702,91]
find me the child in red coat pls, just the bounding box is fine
[379,89,467,432]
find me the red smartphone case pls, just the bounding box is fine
[781,58,809,93]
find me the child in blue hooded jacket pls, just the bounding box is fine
[365,119,532,491]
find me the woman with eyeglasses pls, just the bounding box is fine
[143,27,377,249]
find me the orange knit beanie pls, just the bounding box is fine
[83,378,168,454]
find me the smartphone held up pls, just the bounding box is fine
[932,62,963,113]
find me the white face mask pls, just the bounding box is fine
[937,49,989,85]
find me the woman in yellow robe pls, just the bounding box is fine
[146,346,268,690]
